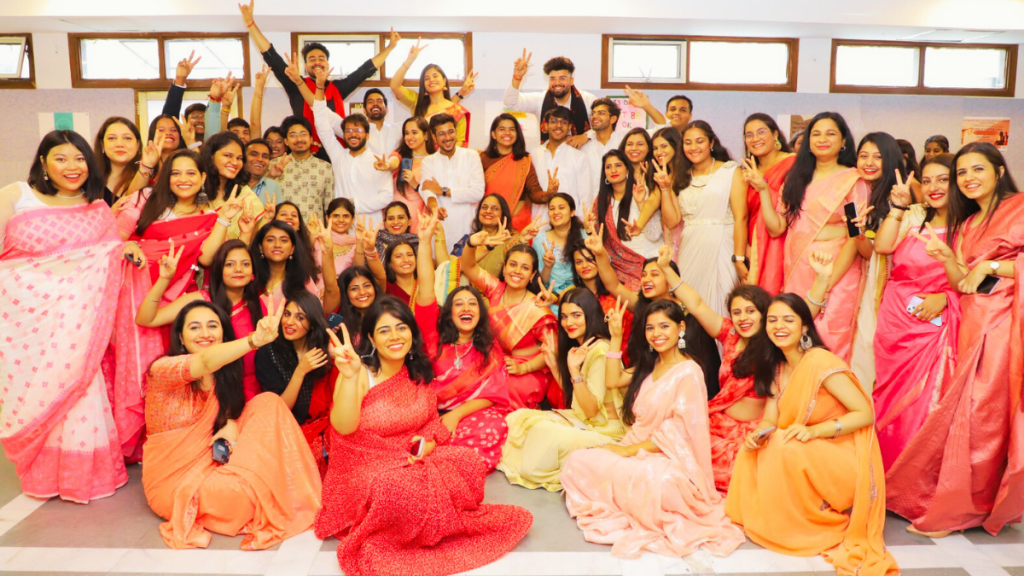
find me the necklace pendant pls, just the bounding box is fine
[454,357,462,370]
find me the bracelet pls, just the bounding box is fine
[217,217,232,227]
[136,161,155,172]
[832,418,842,438]
[364,250,379,259]
[605,351,623,360]
[806,291,827,308]
[668,277,684,293]
[147,295,162,303]
[512,76,524,82]
[456,91,466,100]
[247,333,259,350]
[889,201,910,211]
[209,95,222,103]
[245,20,255,27]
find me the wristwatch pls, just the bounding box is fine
[990,261,1000,274]
[441,186,450,198]
[731,255,747,264]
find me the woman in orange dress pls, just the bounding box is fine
[725,294,898,575]
[142,299,321,550]
[480,113,549,231]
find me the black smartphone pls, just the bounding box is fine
[212,438,231,464]
[977,275,1001,295]
[124,252,143,268]
[401,157,414,172]
[843,202,860,237]
[326,313,344,330]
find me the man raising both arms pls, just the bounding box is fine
[503,51,595,148]
[239,0,401,159]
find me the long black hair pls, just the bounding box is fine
[498,244,543,294]
[484,113,529,160]
[266,290,330,383]
[93,116,142,199]
[357,295,435,384]
[596,149,638,240]
[617,127,656,189]
[337,265,380,340]
[744,293,827,397]
[780,112,857,227]
[435,286,494,369]
[252,221,317,298]
[471,193,513,235]
[208,240,264,329]
[274,201,318,271]
[896,139,920,182]
[414,64,452,118]
[147,114,187,155]
[568,238,610,297]
[547,193,585,264]
[556,288,610,404]
[164,301,245,433]
[858,132,907,231]
[725,285,772,389]
[743,113,793,158]
[674,121,732,191]
[383,240,417,284]
[621,300,709,426]
[28,130,106,204]
[395,116,436,192]
[201,131,250,202]
[136,149,206,235]
[918,153,954,231]
[946,142,1019,247]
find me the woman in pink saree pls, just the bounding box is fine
[871,154,960,470]
[0,131,147,502]
[886,142,1024,538]
[561,300,745,559]
[756,112,869,362]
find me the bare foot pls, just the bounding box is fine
[906,525,952,538]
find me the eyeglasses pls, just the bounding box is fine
[744,128,771,141]
[344,128,366,135]
[547,119,570,127]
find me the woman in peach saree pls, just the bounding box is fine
[142,299,321,550]
[725,294,898,576]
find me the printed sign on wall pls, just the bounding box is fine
[962,117,1010,150]
[39,113,90,140]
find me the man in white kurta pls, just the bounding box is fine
[312,98,393,215]
[503,53,596,148]
[531,108,593,217]
[419,115,485,252]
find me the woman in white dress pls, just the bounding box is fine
[659,123,748,318]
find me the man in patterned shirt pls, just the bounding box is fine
[275,115,335,222]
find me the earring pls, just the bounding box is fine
[43,172,49,181]
[774,139,782,151]
[800,333,812,351]
[102,149,107,155]
[649,343,654,352]
[288,254,293,260]
[677,331,686,350]
[196,190,209,204]
[840,145,846,152]
[604,178,610,185]
[251,274,256,281]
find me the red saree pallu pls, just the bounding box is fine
[603,203,644,292]
[746,155,795,295]
[483,152,534,232]
[886,193,1024,535]
[0,201,134,502]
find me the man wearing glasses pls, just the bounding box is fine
[530,107,592,214]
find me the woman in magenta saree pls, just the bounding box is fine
[886,143,1024,537]
[0,130,146,502]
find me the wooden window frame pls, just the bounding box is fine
[290,31,473,88]
[0,34,35,90]
[69,32,250,89]
[601,34,799,92]
[830,39,1017,97]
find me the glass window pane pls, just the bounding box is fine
[299,38,377,79]
[384,38,466,81]
[0,37,26,77]
[835,45,919,87]
[924,47,1007,89]
[611,42,682,80]
[80,38,159,79]
[21,50,29,78]
[689,42,790,84]
[165,38,245,80]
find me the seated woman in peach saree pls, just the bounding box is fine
[142,300,321,550]
[725,294,898,576]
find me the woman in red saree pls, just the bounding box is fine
[317,296,531,576]
[0,131,146,502]
[870,154,960,470]
[741,113,796,294]
[725,295,898,575]
[143,300,321,549]
[756,112,870,362]
[461,225,558,410]
[598,148,659,291]
[480,113,549,232]
[886,142,1024,537]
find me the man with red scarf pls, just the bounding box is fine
[503,52,597,149]
[239,0,400,161]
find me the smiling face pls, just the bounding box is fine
[180,307,224,353]
[590,104,615,132]
[221,248,253,289]
[547,68,573,99]
[924,141,945,161]
[385,205,410,235]
[388,244,416,277]
[343,122,367,152]
[155,118,181,151]
[245,143,271,179]
[285,124,311,155]
[682,127,711,165]
[449,289,481,335]
[666,99,692,130]
[502,252,536,291]
[304,48,329,78]
[765,301,804,351]
[604,155,628,185]
[365,93,387,121]
[281,301,310,342]
[261,228,294,263]
[422,66,447,95]
[956,152,1002,205]
[371,312,412,361]
[640,262,668,299]
[573,249,598,281]
[920,162,951,210]
[168,156,206,202]
[491,119,518,151]
[347,274,376,310]
[276,204,300,231]
[546,116,570,144]
[433,122,457,154]
[547,196,573,228]
[329,204,354,234]
[103,122,139,165]
[623,134,649,167]
[808,118,844,162]
[652,135,675,166]
[559,302,587,341]
[743,119,775,159]
[229,125,251,144]
[477,195,503,228]
[856,141,883,183]
[645,311,685,354]
[403,121,426,150]
[42,143,89,192]
[266,131,286,158]
[214,141,244,182]
[186,110,205,135]
[729,296,763,340]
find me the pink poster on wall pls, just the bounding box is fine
[962,117,1010,150]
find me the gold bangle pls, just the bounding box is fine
[247,333,259,350]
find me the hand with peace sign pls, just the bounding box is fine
[583,224,606,256]
[219,185,244,220]
[459,69,479,98]
[253,63,270,90]
[268,156,290,179]
[520,214,547,244]
[223,80,241,112]
[178,118,197,148]
[469,217,512,248]
[843,202,874,237]
[359,216,383,254]
[404,37,429,66]
[175,50,202,85]
[312,65,334,90]
[621,218,641,240]
[541,240,556,269]
[250,296,286,348]
[282,52,303,86]
[512,48,532,82]
[890,169,914,208]
[567,337,598,381]
[306,215,323,240]
[652,158,673,191]
[656,244,674,270]
[535,279,558,308]
[261,191,277,222]
[606,295,628,341]
[539,331,559,374]
[384,27,401,52]
[372,154,390,172]
[582,200,598,235]
[326,324,363,379]
[741,157,768,194]
[417,208,440,242]
[237,203,258,238]
[632,174,649,207]
[908,222,955,264]
[546,167,560,194]
[209,72,235,101]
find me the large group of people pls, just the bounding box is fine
[0,5,1021,576]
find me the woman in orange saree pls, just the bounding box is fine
[725,294,898,576]
[886,142,1024,537]
[741,113,796,295]
[481,113,549,232]
[142,300,321,550]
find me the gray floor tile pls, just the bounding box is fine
[0,454,22,508]
[961,523,1024,544]
[881,512,937,546]
[1005,568,1024,576]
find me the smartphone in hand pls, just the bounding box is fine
[844,202,860,237]
[212,438,231,464]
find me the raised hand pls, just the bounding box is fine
[741,157,767,193]
[177,117,196,148]
[607,295,628,340]
[541,241,556,268]
[237,0,255,25]
[254,64,269,89]
[238,203,257,236]
[520,214,547,244]
[141,138,161,167]
[405,37,429,64]
[306,215,323,240]
[219,186,244,220]
[513,48,532,81]
[546,167,560,193]
[583,224,606,256]
[583,201,598,235]
[632,180,648,208]
[385,28,401,51]
[251,297,285,347]
[459,69,479,97]
[890,169,914,208]
[297,348,329,375]
[313,66,334,89]
[909,222,955,263]
[373,154,389,172]
[417,208,439,242]
[268,156,290,179]
[652,158,672,190]
[656,244,673,270]
[567,337,597,375]
[535,279,558,308]
[283,52,303,85]
[808,250,834,279]
[326,324,362,379]
[624,85,650,109]
[320,216,334,248]
[175,50,202,84]
[209,71,234,101]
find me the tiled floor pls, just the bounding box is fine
[0,452,1020,575]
